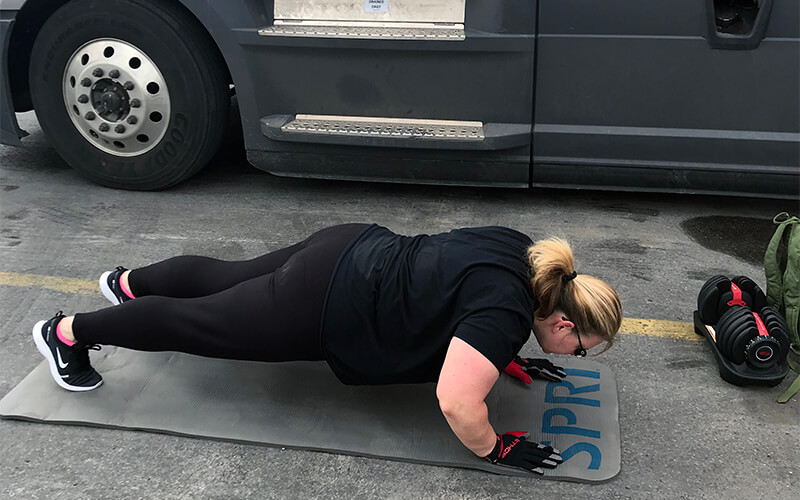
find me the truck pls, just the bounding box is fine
[1,0,798,197]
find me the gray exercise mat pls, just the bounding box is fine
[0,348,620,482]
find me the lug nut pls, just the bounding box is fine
[123,81,134,91]
[130,98,141,108]
[109,69,120,78]
[92,68,104,77]
[81,78,92,87]
[126,115,138,125]
[115,124,126,133]
[84,111,96,120]
[99,123,110,132]
[77,94,89,103]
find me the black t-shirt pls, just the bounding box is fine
[320,225,535,385]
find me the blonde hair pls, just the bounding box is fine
[527,237,622,351]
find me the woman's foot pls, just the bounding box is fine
[99,266,134,305]
[32,312,103,392]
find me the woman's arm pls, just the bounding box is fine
[436,336,500,457]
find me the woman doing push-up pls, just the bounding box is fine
[32,223,622,474]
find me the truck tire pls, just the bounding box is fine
[29,0,230,190]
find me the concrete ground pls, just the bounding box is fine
[1,111,797,499]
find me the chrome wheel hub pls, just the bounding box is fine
[63,38,170,157]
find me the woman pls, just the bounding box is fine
[32,223,622,474]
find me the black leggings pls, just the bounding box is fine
[72,224,369,362]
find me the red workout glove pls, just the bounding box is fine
[484,432,563,474]
[504,356,566,383]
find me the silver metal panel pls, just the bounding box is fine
[259,21,464,40]
[274,0,465,23]
[283,114,484,141]
[0,0,26,11]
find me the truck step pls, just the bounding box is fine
[258,21,464,41]
[261,114,530,150]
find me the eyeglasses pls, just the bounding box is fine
[564,317,587,357]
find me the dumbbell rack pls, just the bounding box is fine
[694,311,788,386]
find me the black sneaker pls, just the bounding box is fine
[100,266,131,305]
[32,312,103,392]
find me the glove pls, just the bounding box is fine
[484,432,562,474]
[504,356,566,383]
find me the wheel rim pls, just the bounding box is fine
[63,38,171,157]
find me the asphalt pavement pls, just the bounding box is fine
[1,110,798,499]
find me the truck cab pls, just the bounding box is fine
[2,0,798,196]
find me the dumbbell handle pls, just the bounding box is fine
[727,283,747,307]
[753,312,769,337]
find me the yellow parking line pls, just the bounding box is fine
[0,271,98,296]
[1,271,700,341]
[619,317,699,342]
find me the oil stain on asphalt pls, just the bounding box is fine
[680,216,777,266]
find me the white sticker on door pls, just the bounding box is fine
[365,0,388,13]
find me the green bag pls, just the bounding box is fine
[764,212,800,403]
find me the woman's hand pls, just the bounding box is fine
[504,356,566,383]
[485,432,562,474]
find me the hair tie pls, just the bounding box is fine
[562,271,578,283]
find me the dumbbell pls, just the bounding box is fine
[714,305,790,368]
[697,275,767,325]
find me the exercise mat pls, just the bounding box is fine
[0,348,620,482]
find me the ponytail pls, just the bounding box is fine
[527,237,622,350]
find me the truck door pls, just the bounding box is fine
[248,0,537,187]
[532,0,799,197]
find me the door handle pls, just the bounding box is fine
[705,0,775,50]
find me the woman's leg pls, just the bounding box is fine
[126,223,369,298]
[74,279,322,362]
[72,223,369,361]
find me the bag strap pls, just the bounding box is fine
[764,212,796,313]
[783,215,800,340]
[777,374,800,403]
[766,213,800,403]
[778,351,800,403]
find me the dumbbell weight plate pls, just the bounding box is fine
[759,307,791,357]
[724,309,756,362]
[716,306,748,358]
[698,275,730,324]
[729,316,759,365]
[714,306,739,355]
[720,307,752,361]
[724,307,758,363]
[731,276,768,311]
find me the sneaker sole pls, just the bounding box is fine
[32,320,103,392]
[99,271,121,306]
